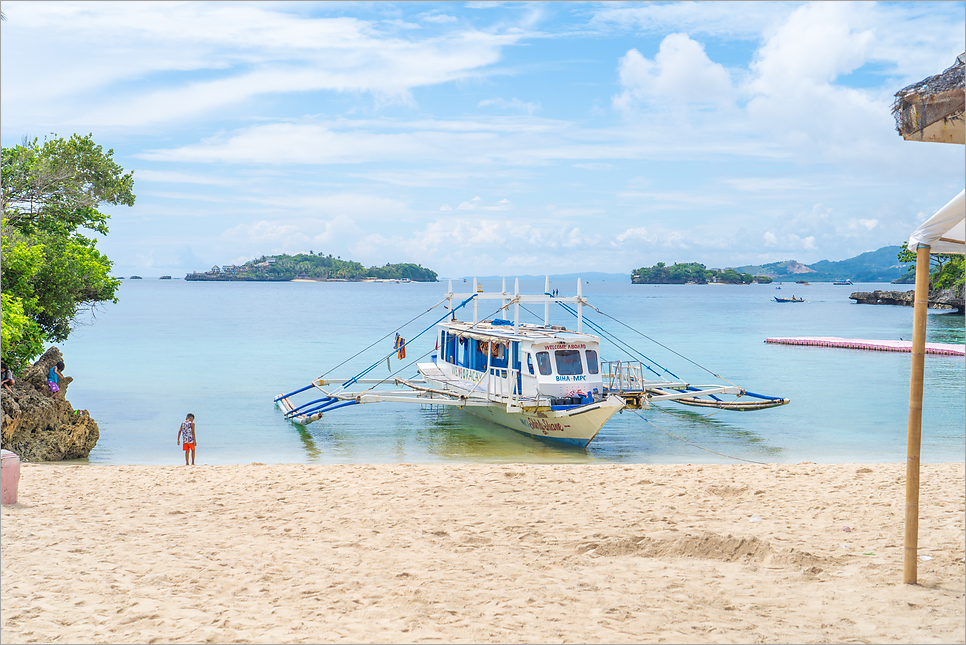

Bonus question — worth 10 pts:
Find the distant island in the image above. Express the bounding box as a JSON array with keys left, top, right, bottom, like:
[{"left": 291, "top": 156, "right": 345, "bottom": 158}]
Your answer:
[
  {"left": 632, "top": 245, "right": 911, "bottom": 284},
  {"left": 632, "top": 263, "right": 770, "bottom": 285},
  {"left": 186, "top": 253, "right": 438, "bottom": 282}
]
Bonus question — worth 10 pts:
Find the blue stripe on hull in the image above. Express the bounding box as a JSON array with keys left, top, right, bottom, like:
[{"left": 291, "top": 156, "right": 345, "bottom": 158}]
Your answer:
[{"left": 512, "top": 430, "right": 596, "bottom": 447}]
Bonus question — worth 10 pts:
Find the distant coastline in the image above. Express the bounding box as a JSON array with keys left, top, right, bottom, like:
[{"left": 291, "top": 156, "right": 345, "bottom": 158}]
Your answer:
[{"left": 632, "top": 245, "right": 911, "bottom": 284}]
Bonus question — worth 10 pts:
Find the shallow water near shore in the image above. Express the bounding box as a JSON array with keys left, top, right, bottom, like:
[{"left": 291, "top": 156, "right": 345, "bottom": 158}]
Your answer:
[{"left": 59, "top": 278, "right": 964, "bottom": 466}]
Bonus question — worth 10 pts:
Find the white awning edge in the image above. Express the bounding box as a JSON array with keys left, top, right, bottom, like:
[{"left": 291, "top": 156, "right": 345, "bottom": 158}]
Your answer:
[{"left": 907, "top": 189, "right": 966, "bottom": 255}]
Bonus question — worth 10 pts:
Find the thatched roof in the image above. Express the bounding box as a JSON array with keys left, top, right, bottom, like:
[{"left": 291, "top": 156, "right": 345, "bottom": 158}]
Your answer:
[{"left": 892, "top": 53, "right": 965, "bottom": 144}]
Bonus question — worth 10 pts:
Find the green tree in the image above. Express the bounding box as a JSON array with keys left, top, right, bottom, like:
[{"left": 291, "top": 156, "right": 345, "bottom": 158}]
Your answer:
[
  {"left": 1, "top": 134, "right": 135, "bottom": 365},
  {"left": 896, "top": 244, "right": 964, "bottom": 290}
]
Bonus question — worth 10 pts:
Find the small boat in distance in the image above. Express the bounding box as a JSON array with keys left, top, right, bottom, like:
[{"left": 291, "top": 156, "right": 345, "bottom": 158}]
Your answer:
[
  {"left": 275, "top": 278, "right": 791, "bottom": 447},
  {"left": 795, "top": 280, "right": 810, "bottom": 285},
  {"left": 832, "top": 279, "right": 853, "bottom": 285},
  {"left": 775, "top": 296, "right": 805, "bottom": 303}
]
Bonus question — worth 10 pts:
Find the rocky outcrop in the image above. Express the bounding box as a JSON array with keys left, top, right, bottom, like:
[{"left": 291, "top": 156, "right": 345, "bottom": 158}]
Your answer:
[
  {"left": 1, "top": 347, "right": 99, "bottom": 462},
  {"left": 850, "top": 284, "right": 965, "bottom": 313}
]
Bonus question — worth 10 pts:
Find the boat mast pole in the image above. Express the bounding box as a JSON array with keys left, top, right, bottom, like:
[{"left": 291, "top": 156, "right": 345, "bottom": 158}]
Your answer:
[
  {"left": 447, "top": 279, "right": 453, "bottom": 318},
  {"left": 502, "top": 278, "right": 507, "bottom": 315},
  {"left": 577, "top": 278, "right": 583, "bottom": 333},
  {"left": 514, "top": 278, "right": 520, "bottom": 332},
  {"left": 473, "top": 277, "right": 478, "bottom": 324},
  {"left": 544, "top": 276, "right": 550, "bottom": 326},
  {"left": 904, "top": 243, "right": 930, "bottom": 584}
]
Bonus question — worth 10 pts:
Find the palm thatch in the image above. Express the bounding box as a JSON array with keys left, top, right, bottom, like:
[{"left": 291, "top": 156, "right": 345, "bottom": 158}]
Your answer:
[{"left": 892, "top": 53, "right": 965, "bottom": 144}]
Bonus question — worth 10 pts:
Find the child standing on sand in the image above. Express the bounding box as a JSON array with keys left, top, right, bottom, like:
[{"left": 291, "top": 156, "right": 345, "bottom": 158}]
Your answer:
[{"left": 177, "top": 413, "right": 197, "bottom": 465}]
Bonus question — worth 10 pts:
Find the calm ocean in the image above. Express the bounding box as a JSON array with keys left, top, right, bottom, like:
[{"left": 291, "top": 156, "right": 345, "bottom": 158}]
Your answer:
[{"left": 58, "top": 278, "right": 964, "bottom": 466}]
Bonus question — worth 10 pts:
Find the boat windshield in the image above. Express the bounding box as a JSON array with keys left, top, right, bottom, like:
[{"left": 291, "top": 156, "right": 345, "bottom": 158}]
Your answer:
[
  {"left": 535, "top": 351, "right": 552, "bottom": 376},
  {"left": 585, "top": 349, "right": 599, "bottom": 374},
  {"left": 554, "top": 350, "right": 583, "bottom": 376}
]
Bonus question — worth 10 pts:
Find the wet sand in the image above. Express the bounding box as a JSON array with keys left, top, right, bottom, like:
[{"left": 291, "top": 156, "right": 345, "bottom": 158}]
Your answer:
[{"left": 2, "top": 462, "right": 963, "bottom": 643}]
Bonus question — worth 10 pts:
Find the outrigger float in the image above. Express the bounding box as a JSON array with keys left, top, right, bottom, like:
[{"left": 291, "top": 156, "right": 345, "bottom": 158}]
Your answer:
[{"left": 275, "top": 278, "right": 790, "bottom": 447}]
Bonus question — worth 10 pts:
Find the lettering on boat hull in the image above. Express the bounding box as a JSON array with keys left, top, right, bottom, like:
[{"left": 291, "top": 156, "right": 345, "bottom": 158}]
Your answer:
[{"left": 527, "top": 417, "right": 565, "bottom": 435}]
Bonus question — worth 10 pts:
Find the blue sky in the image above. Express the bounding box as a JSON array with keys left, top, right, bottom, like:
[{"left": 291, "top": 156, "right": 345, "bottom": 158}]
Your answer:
[{"left": 2, "top": 1, "right": 964, "bottom": 278}]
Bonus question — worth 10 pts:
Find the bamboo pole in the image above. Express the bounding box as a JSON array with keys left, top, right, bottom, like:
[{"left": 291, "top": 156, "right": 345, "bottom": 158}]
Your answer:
[{"left": 903, "top": 244, "right": 931, "bottom": 585}]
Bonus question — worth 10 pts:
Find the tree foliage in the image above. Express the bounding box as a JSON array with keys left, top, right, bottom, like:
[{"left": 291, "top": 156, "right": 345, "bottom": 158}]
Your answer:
[
  {"left": 190, "top": 253, "right": 439, "bottom": 282},
  {"left": 895, "top": 244, "right": 964, "bottom": 291},
  {"left": 631, "top": 262, "right": 754, "bottom": 285},
  {"left": 1, "top": 134, "right": 134, "bottom": 365}
]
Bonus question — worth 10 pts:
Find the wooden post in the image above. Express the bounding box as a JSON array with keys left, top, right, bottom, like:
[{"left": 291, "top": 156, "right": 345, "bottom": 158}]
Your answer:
[{"left": 903, "top": 244, "right": 931, "bottom": 584}]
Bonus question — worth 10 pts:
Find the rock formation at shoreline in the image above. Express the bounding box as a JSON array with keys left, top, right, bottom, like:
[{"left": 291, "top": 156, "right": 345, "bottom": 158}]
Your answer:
[
  {"left": 850, "top": 284, "right": 965, "bottom": 313},
  {"left": 0, "top": 347, "right": 99, "bottom": 462}
]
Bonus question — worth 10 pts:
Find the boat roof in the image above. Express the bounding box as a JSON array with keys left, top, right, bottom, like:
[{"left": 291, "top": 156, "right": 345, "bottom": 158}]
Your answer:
[{"left": 439, "top": 319, "right": 599, "bottom": 345}]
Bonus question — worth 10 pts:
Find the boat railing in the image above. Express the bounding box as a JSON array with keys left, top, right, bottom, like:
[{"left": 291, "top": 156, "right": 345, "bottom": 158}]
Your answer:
[
  {"left": 602, "top": 360, "right": 645, "bottom": 393},
  {"left": 486, "top": 366, "right": 520, "bottom": 403}
]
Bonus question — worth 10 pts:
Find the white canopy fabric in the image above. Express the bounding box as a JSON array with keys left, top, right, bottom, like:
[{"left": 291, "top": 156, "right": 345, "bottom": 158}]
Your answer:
[{"left": 907, "top": 189, "right": 966, "bottom": 255}]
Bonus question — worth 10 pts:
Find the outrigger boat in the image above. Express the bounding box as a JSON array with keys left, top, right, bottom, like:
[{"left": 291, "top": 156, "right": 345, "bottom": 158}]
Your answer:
[
  {"left": 275, "top": 278, "right": 790, "bottom": 447},
  {"left": 774, "top": 296, "right": 805, "bottom": 303}
]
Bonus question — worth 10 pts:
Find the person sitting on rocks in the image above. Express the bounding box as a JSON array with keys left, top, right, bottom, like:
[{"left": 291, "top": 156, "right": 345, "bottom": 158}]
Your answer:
[
  {"left": 47, "top": 361, "right": 65, "bottom": 399},
  {"left": 1, "top": 363, "right": 14, "bottom": 392}
]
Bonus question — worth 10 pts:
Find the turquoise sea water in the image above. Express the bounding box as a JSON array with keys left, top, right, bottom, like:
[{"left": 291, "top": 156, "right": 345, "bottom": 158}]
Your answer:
[{"left": 59, "top": 278, "right": 964, "bottom": 466}]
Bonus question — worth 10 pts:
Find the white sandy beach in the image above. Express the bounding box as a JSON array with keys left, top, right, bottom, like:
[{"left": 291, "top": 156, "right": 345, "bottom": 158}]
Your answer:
[{"left": 2, "top": 462, "right": 964, "bottom": 644}]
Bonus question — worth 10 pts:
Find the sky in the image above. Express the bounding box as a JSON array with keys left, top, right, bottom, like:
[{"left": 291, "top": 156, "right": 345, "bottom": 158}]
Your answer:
[{"left": 1, "top": 1, "right": 964, "bottom": 279}]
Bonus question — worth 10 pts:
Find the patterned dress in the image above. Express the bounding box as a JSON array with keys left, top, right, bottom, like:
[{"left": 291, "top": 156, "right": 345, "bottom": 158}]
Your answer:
[{"left": 181, "top": 420, "right": 195, "bottom": 445}]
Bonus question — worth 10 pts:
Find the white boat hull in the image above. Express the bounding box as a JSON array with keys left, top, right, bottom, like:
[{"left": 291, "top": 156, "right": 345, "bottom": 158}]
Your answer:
[
  {"left": 459, "top": 396, "right": 625, "bottom": 447},
  {"left": 420, "top": 365, "right": 625, "bottom": 446}
]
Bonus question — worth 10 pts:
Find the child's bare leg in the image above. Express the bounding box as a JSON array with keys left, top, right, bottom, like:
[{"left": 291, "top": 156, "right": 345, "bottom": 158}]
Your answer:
[
  {"left": 185, "top": 450, "right": 189, "bottom": 465},
  {"left": 190, "top": 449, "right": 195, "bottom": 465}
]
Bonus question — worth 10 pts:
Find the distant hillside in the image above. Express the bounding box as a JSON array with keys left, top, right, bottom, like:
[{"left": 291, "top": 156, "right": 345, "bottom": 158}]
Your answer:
[{"left": 734, "top": 246, "right": 909, "bottom": 282}]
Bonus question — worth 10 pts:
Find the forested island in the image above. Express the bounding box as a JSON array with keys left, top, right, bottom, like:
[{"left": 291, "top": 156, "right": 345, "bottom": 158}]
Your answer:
[
  {"left": 186, "top": 252, "right": 438, "bottom": 282},
  {"left": 632, "top": 262, "right": 769, "bottom": 285}
]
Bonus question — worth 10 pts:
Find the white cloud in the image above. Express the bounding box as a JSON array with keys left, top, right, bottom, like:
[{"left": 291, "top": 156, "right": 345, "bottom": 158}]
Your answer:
[
  {"left": 440, "top": 204, "right": 453, "bottom": 211},
  {"left": 1, "top": 2, "right": 520, "bottom": 128},
  {"left": 613, "top": 34, "right": 733, "bottom": 111},
  {"left": 846, "top": 218, "right": 879, "bottom": 232},
  {"left": 221, "top": 214, "right": 368, "bottom": 257},
  {"left": 723, "top": 177, "right": 812, "bottom": 193},
  {"left": 616, "top": 227, "right": 649, "bottom": 243},
  {"left": 588, "top": 1, "right": 790, "bottom": 39},
  {"left": 743, "top": 3, "right": 896, "bottom": 166},
  {"left": 423, "top": 14, "right": 458, "bottom": 25},
  {"left": 223, "top": 220, "right": 303, "bottom": 244},
  {"left": 478, "top": 97, "right": 541, "bottom": 115},
  {"left": 457, "top": 197, "right": 513, "bottom": 211},
  {"left": 750, "top": 3, "right": 875, "bottom": 89},
  {"left": 134, "top": 169, "right": 238, "bottom": 186}
]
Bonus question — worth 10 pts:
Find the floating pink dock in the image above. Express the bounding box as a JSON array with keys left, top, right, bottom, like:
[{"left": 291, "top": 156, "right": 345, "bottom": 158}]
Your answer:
[{"left": 765, "top": 337, "right": 965, "bottom": 356}]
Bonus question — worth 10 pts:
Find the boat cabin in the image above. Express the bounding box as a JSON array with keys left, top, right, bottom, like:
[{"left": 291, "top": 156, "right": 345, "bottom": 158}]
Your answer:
[{"left": 433, "top": 320, "right": 605, "bottom": 404}]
